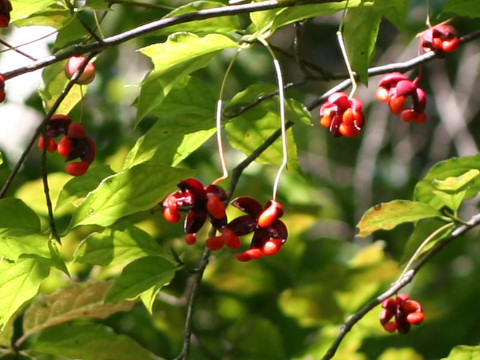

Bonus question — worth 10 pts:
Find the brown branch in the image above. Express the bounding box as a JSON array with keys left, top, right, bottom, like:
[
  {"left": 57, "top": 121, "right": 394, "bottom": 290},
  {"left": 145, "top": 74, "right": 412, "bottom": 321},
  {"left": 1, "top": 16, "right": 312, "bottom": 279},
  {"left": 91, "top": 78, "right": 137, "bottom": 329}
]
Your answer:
[{"left": 321, "top": 212, "right": 480, "bottom": 360}]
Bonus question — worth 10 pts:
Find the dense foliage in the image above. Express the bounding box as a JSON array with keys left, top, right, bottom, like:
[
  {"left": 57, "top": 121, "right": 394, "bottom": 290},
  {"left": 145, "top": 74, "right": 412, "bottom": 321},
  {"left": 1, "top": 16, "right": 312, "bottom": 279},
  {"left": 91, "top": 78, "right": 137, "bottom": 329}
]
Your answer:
[{"left": 1, "top": 0, "right": 480, "bottom": 359}]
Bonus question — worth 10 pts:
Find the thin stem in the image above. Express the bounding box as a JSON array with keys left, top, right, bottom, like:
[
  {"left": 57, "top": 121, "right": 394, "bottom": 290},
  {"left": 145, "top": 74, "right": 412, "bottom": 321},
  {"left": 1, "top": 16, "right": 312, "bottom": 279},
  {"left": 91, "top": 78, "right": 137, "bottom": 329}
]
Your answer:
[
  {"left": 0, "top": 39, "right": 37, "bottom": 61},
  {"left": 0, "top": 30, "right": 58, "bottom": 55},
  {"left": 212, "top": 50, "right": 240, "bottom": 185},
  {"left": 396, "top": 222, "right": 454, "bottom": 282},
  {"left": 336, "top": 30, "right": 357, "bottom": 99},
  {"left": 426, "top": 0, "right": 432, "bottom": 27},
  {"left": 259, "top": 39, "right": 287, "bottom": 201},
  {"left": 93, "top": 11, "right": 106, "bottom": 39}
]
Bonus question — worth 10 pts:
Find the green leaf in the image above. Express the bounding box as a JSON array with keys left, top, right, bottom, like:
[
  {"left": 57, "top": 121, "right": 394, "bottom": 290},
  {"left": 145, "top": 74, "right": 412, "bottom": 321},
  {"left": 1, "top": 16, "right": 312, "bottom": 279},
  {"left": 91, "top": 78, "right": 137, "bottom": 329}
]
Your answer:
[
  {"left": 52, "top": 17, "right": 90, "bottom": 51},
  {"left": 159, "top": 1, "right": 240, "bottom": 35},
  {"left": 225, "top": 85, "right": 310, "bottom": 173},
  {"left": 69, "top": 163, "right": 194, "bottom": 228},
  {"left": 414, "top": 154, "right": 480, "bottom": 210},
  {"left": 106, "top": 256, "right": 178, "bottom": 303},
  {"left": 34, "top": 323, "right": 164, "bottom": 360},
  {"left": 136, "top": 33, "right": 239, "bottom": 123},
  {"left": 344, "top": 7, "right": 381, "bottom": 84},
  {"left": 124, "top": 77, "right": 217, "bottom": 168},
  {"left": 0, "top": 318, "right": 13, "bottom": 347},
  {"left": 39, "top": 60, "right": 86, "bottom": 114},
  {"left": 81, "top": 0, "right": 111, "bottom": 10},
  {"left": 0, "top": 256, "right": 51, "bottom": 330},
  {"left": 444, "top": 0, "right": 480, "bottom": 17},
  {"left": 442, "top": 345, "right": 480, "bottom": 359},
  {"left": 372, "top": 0, "right": 409, "bottom": 29},
  {"left": 432, "top": 169, "right": 480, "bottom": 193},
  {"left": 10, "top": 0, "right": 59, "bottom": 22},
  {"left": 22, "top": 282, "right": 133, "bottom": 341},
  {"left": 401, "top": 219, "right": 453, "bottom": 263},
  {"left": 0, "top": 228, "right": 50, "bottom": 260},
  {"left": 74, "top": 223, "right": 164, "bottom": 266},
  {"left": 357, "top": 200, "right": 442, "bottom": 237},
  {"left": 0, "top": 198, "right": 41, "bottom": 231},
  {"left": 15, "top": 172, "right": 72, "bottom": 217},
  {"left": 56, "top": 165, "right": 115, "bottom": 210},
  {"left": 0, "top": 152, "right": 3, "bottom": 165}
]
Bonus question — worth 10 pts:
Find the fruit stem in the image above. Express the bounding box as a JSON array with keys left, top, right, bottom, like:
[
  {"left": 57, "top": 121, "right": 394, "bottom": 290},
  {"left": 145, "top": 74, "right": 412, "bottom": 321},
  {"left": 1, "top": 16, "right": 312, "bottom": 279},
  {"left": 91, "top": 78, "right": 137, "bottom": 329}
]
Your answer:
[
  {"left": 212, "top": 50, "right": 240, "bottom": 185},
  {"left": 0, "top": 39, "right": 37, "bottom": 61},
  {"left": 396, "top": 222, "right": 454, "bottom": 283},
  {"left": 259, "top": 38, "right": 287, "bottom": 201},
  {"left": 336, "top": 30, "right": 357, "bottom": 99}
]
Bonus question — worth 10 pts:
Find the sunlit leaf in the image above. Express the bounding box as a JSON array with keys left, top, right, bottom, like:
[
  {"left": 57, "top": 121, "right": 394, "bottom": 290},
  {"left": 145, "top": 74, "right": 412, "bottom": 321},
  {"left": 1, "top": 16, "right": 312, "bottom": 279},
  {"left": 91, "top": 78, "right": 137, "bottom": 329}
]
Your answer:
[
  {"left": 125, "top": 77, "right": 217, "bottom": 168},
  {"left": 357, "top": 200, "right": 442, "bottom": 237},
  {"left": 414, "top": 154, "right": 480, "bottom": 210},
  {"left": 74, "top": 223, "right": 163, "bottom": 266},
  {"left": 0, "top": 228, "right": 50, "bottom": 260},
  {"left": 432, "top": 169, "right": 480, "bottom": 193},
  {"left": 136, "top": 33, "right": 239, "bottom": 123},
  {"left": 441, "top": 345, "right": 480, "bottom": 359},
  {"left": 0, "top": 198, "right": 41, "bottom": 231},
  {"left": 69, "top": 163, "right": 194, "bottom": 228},
  {"left": 0, "top": 318, "right": 13, "bottom": 347},
  {"left": 22, "top": 282, "right": 133, "bottom": 341},
  {"left": 39, "top": 61, "right": 86, "bottom": 114},
  {"left": 106, "top": 256, "right": 178, "bottom": 303},
  {"left": 34, "top": 323, "right": 164, "bottom": 360},
  {"left": 56, "top": 165, "right": 115, "bottom": 210},
  {"left": 10, "top": 0, "right": 60, "bottom": 22},
  {"left": 0, "top": 256, "right": 51, "bottom": 330}
]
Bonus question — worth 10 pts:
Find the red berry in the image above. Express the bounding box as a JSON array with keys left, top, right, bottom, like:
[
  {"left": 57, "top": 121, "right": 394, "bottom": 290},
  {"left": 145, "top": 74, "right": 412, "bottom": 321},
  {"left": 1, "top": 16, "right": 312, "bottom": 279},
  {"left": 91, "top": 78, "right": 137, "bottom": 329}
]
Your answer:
[
  {"left": 65, "top": 161, "right": 90, "bottom": 176},
  {"left": 382, "top": 322, "right": 398, "bottom": 333},
  {"left": 222, "top": 228, "right": 240, "bottom": 249},
  {"left": 442, "top": 38, "right": 460, "bottom": 52},
  {"left": 184, "top": 233, "right": 196, "bottom": 245},
  {"left": 375, "top": 87, "right": 389, "bottom": 102},
  {"left": 235, "top": 248, "right": 263, "bottom": 262},
  {"left": 320, "top": 113, "right": 332, "bottom": 128},
  {"left": 64, "top": 56, "right": 96, "bottom": 85},
  {"left": 338, "top": 123, "right": 360, "bottom": 138},
  {"left": 262, "top": 239, "right": 282, "bottom": 256},
  {"left": 57, "top": 136, "right": 73, "bottom": 157},
  {"left": 206, "top": 235, "right": 224, "bottom": 251},
  {"left": 67, "top": 122, "right": 87, "bottom": 138},
  {"left": 163, "top": 206, "right": 181, "bottom": 223},
  {"left": 38, "top": 136, "right": 57, "bottom": 152},
  {"left": 404, "top": 300, "right": 422, "bottom": 312},
  {"left": 258, "top": 201, "right": 283, "bottom": 228},
  {"left": 388, "top": 96, "right": 405, "bottom": 114},
  {"left": 206, "top": 194, "right": 226, "bottom": 219},
  {"left": 406, "top": 312, "right": 425, "bottom": 325}
]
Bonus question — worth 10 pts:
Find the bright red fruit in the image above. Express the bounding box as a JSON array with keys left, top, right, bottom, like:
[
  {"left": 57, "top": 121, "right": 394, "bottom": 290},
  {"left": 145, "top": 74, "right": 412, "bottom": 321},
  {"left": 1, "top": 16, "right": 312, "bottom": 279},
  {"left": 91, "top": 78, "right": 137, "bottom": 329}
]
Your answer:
[
  {"left": 37, "top": 136, "right": 57, "bottom": 152},
  {"left": 206, "top": 194, "right": 226, "bottom": 220},
  {"left": 163, "top": 207, "right": 181, "bottom": 223},
  {"left": 57, "top": 136, "right": 72, "bottom": 157},
  {"left": 258, "top": 200, "right": 283, "bottom": 228},
  {"left": 65, "top": 161, "right": 90, "bottom": 176},
  {"left": 0, "top": 0, "right": 12, "bottom": 28},
  {"left": 206, "top": 236, "right": 224, "bottom": 251}
]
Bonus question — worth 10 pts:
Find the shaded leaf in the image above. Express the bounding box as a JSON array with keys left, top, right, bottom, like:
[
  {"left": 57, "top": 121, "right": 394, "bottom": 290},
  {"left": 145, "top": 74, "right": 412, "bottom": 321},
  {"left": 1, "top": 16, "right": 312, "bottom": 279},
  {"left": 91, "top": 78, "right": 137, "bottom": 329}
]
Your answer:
[
  {"left": 23, "top": 282, "right": 133, "bottom": 341},
  {"left": 344, "top": 6, "right": 381, "bottom": 84},
  {"left": 74, "top": 223, "right": 163, "bottom": 266},
  {"left": 106, "top": 256, "right": 178, "bottom": 303},
  {"left": 0, "top": 318, "right": 14, "bottom": 347},
  {"left": 444, "top": 0, "right": 480, "bottom": 17},
  {"left": 56, "top": 165, "right": 115, "bottom": 210},
  {"left": 34, "top": 322, "right": 163, "bottom": 360},
  {"left": 136, "top": 33, "right": 239, "bottom": 123},
  {"left": 441, "top": 345, "right": 480, "bottom": 359},
  {"left": 69, "top": 163, "right": 194, "bottom": 228},
  {"left": 357, "top": 200, "right": 442, "bottom": 237},
  {"left": 0, "top": 256, "right": 51, "bottom": 330},
  {"left": 0, "top": 198, "right": 41, "bottom": 231}
]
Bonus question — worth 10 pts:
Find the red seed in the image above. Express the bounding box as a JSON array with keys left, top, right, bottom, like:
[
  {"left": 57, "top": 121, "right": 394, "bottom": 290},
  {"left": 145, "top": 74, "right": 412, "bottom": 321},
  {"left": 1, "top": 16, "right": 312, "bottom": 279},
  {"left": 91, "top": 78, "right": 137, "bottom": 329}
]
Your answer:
[
  {"left": 184, "top": 233, "right": 196, "bottom": 245},
  {"left": 406, "top": 312, "right": 425, "bottom": 325},
  {"left": 375, "top": 87, "right": 389, "bottom": 102},
  {"left": 388, "top": 96, "right": 406, "bottom": 114},
  {"left": 57, "top": 136, "right": 73, "bottom": 157},
  {"left": 65, "top": 161, "right": 89, "bottom": 176},
  {"left": 206, "top": 236, "right": 224, "bottom": 251},
  {"left": 206, "top": 194, "right": 226, "bottom": 219},
  {"left": 222, "top": 228, "right": 240, "bottom": 249},
  {"left": 262, "top": 239, "right": 282, "bottom": 256},
  {"left": 163, "top": 206, "right": 181, "bottom": 223},
  {"left": 382, "top": 321, "right": 398, "bottom": 333},
  {"left": 258, "top": 201, "right": 283, "bottom": 228}
]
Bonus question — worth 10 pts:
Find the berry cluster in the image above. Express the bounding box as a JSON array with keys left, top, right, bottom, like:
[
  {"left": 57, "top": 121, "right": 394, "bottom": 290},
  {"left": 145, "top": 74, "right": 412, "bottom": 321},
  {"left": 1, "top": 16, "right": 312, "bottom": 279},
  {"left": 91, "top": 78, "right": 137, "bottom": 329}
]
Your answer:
[
  {"left": 319, "top": 92, "right": 365, "bottom": 137},
  {"left": 37, "top": 115, "right": 96, "bottom": 176},
  {"left": 0, "top": 73, "right": 5, "bottom": 103},
  {"left": 162, "top": 179, "right": 288, "bottom": 261},
  {"left": 376, "top": 73, "right": 427, "bottom": 123},
  {"left": 380, "top": 294, "right": 425, "bottom": 334},
  {"left": 0, "top": 0, "right": 12, "bottom": 28},
  {"left": 64, "top": 56, "right": 96, "bottom": 85},
  {"left": 421, "top": 24, "right": 461, "bottom": 53}
]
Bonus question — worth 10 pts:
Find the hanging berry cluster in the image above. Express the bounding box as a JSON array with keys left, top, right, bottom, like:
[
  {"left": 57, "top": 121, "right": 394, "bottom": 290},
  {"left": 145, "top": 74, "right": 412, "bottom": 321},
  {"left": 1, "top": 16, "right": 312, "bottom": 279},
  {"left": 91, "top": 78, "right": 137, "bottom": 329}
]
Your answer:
[
  {"left": 375, "top": 72, "right": 427, "bottom": 123},
  {"left": 38, "top": 115, "right": 96, "bottom": 176},
  {"left": 319, "top": 92, "right": 365, "bottom": 137},
  {"left": 162, "top": 179, "right": 288, "bottom": 262},
  {"left": 0, "top": 74, "right": 6, "bottom": 103},
  {"left": 421, "top": 24, "right": 461, "bottom": 53},
  {"left": 380, "top": 294, "right": 425, "bottom": 334}
]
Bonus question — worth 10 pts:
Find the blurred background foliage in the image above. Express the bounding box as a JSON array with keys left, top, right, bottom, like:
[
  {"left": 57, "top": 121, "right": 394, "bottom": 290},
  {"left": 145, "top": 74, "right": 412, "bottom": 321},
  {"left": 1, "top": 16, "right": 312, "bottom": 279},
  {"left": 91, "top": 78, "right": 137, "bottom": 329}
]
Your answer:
[{"left": 1, "top": 0, "right": 480, "bottom": 359}]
